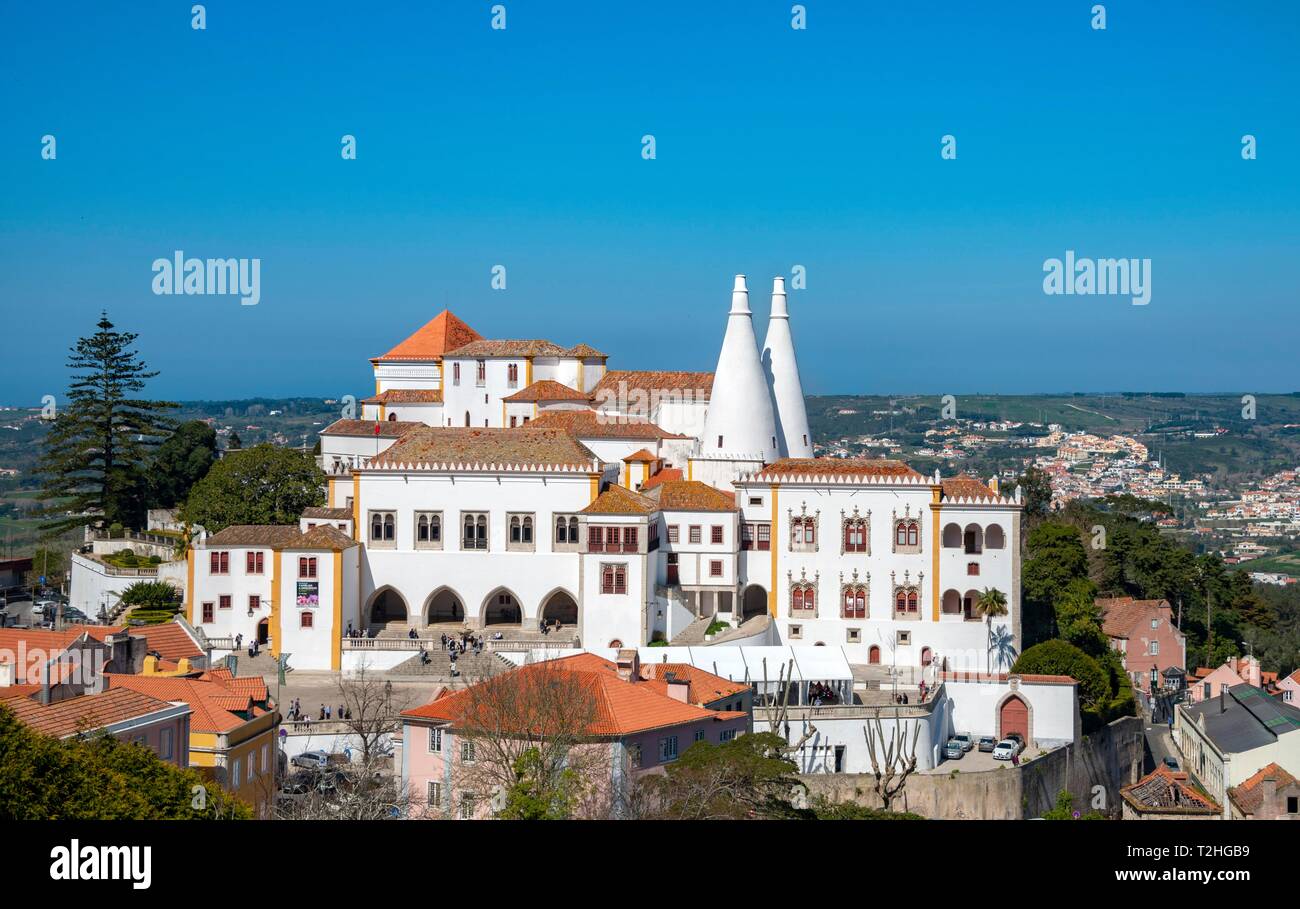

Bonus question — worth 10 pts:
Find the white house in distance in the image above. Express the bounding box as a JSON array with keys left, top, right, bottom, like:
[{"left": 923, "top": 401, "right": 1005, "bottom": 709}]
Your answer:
[{"left": 187, "top": 275, "right": 1024, "bottom": 686}]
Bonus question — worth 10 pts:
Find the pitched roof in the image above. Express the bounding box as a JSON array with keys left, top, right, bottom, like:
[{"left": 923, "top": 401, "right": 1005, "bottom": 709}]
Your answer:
[
  {"left": 565, "top": 343, "right": 608, "bottom": 359},
  {"left": 1229, "top": 762, "right": 1300, "bottom": 815},
  {"left": 622, "top": 448, "right": 658, "bottom": 463},
  {"left": 642, "top": 663, "right": 750, "bottom": 705},
  {"left": 647, "top": 479, "right": 736, "bottom": 512},
  {"left": 1096, "top": 596, "right": 1172, "bottom": 638},
  {"left": 361, "top": 389, "right": 444, "bottom": 405},
  {"left": 754, "top": 458, "right": 922, "bottom": 481},
  {"left": 1120, "top": 766, "right": 1220, "bottom": 815},
  {"left": 368, "top": 426, "right": 599, "bottom": 471},
  {"left": 527, "top": 409, "right": 688, "bottom": 440},
  {"left": 127, "top": 621, "right": 204, "bottom": 663},
  {"left": 103, "top": 672, "right": 268, "bottom": 734},
  {"left": 374, "top": 310, "right": 482, "bottom": 362},
  {"left": 284, "top": 525, "right": 357, "bottom": 551},
  {"left": 1182, "top": 684, "right": 1300, "bottom": 753},
  {"left": 203, "top": 524, "right": 357, "bottom": 551},
  {"left": 582, "top": 485, "right": 659, "bottom": 515},
  {"left": 301, "top": 507, "right": 354, "bottom": 521},
  {"left": 940, "top": 474, "right": 998, "bottom": 501},
  {"left": 400, "top": 653, "right": 741, "bottom": 737},
  {"left": 589, "top": 370, "right": 714, "bottom": 400},
  {"left": 446, "top": 339, "right": 569, "bottom": 358},
  {"left": 319, "top": 419, "right": 421, "bottom": 438},
  {"left": 501, "top": 380, "right": 590, "bottom": 403},
  {"left": 0, "top": 688, "right": 183, "bottom": 740},
  {"left": 640, "top": 467, "right": 683, "bottom": 491}
]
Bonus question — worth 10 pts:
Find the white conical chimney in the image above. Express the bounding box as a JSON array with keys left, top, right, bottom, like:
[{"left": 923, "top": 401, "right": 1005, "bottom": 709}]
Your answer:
[
  {"left": 762, "top": 276, "right": 813, "bottom": 458},
  {"left": 701, "top": 275, "right": 779, "bottom": 462}
]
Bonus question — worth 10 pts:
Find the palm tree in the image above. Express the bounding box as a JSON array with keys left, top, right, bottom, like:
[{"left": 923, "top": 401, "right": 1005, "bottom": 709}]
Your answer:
[{"left": 974, "top": 587, "right": 1009, "bottom": 674}]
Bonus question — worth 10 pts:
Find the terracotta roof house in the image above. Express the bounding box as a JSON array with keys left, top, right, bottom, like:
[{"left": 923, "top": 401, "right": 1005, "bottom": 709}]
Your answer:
[
  {"left": 397, "top": 651, "right": 749, "bottom": 818},
  {"left": 1095, "top": 596, "right": 1186, "bottom": 700},
  {"left": 0, "top": 685, "right": 192, "bottom": 767},
  {"left": 371, "top": 310, "right": 482, "bottom": 363},
  {"left": 1228, "top": 762, "right": 1300, "bottom": 820},
  {"left": 1120, "top": 766, "right": 1220, "bottom": 819}
]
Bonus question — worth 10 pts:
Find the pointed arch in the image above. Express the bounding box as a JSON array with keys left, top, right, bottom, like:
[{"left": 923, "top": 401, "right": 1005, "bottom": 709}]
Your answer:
[
  {"left": 539, "top": 587, "right": 578, "bottom": 626},
  {"left": 423, "top": 586, "right": 466, "bottom": 624},
  {"left": 480, "top": 586, "right": 524, "bottom": 626},
  {"left": 363, "top": 585, "right": 409, "bottom": 628}
]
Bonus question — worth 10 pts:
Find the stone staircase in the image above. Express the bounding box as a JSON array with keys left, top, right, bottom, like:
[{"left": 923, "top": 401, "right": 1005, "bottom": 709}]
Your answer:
[
  {"left": 670, "top": 615, "right": 714, "bottom": 645},
  {"left": 388, "top": 647, "right": 513, "bottom": 680}
]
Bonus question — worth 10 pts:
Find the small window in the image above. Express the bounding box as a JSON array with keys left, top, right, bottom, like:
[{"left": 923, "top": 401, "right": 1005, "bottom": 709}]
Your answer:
[
  {"left": 369, "top": 511, "right": 397, "bottom": 548},
  {"left": 711, "top": 525, "right": 724, "bottom": 544},
  {"left": 416, "top": 512, "right": 443, "bottom": 550},
  {"left": 160, "top": 728, "right": 174, "bottom": 760},
  {"left": 298, "top": 556, "right": 317, "bottom": 578},
  {"left": 428, "top": 781, "right": 444, "bottom": 808},
  {"left": 846, "top": 628, "right": 861, "bottom": 643},
  {"left": 748, "top": 496, "right": 763, "bottom": 507},
  {"left": 694, "top": 730, "right": 706, "bottom": 743},
  {"left": 896, "top": 630, "right": 911, "bottom": 646},
  {"left": 210, "top": 551, "right": 230, "bottom": 575},
  {"left": 459, "top": 792, "right": 476, "bottom": 820},
  {"left": 428, "top": 728, "right": 443, "bottom": 752},
  {"left": 709, "top": 560, "right": 723, "bottom": 577},
  {"left": 248, "top": 595, "right": 260, "bottom": 612},
  {"left": 628, "top": 743, "right": 642, "bottom": 769},
  {"left": 218, "top": 595, "right": 231, "bottom": 610},
  {"left": 461, "top": 741, "right": 476, "bottom": 763},
  {"left": 231, "top": 759, "right": 241, "bottom": 786},
  {"left": 462, "top": 512, "right": 488, "bottom": 551},
  {"left": 300, "top": 611, "right": 314, "bottom": 629},
  {"left": 667, "top": 525, "right": 680, "bottom": 543},
  {"left": 201, "top": 602, "right": 214, "bottom": 623},
  {"left": 507, "top": 513, "right": 536, "bottom": 551},
  {"left": 688, "top": 526, "right": 702, "bottom": 544},
  {"left": 658, "top": 735, "right": 679, "bottom": 762},
  {"left": 601, "top": 563, "right": 628, "bottom": 595},
  {"left": 720, "top": 729, "right": 736, "bottom": 743},
  {"left": 245, "top": 551, "right": 264, "bottom": 574},
  {"left": 788, "top": 624, "right": 802, "bottom": 640}
]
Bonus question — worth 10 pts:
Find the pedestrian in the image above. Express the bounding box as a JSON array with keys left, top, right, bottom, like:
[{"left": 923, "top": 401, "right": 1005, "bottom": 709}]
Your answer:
[
  {"left": 235, "top": 633, "right": 243, "bottom": 649},
  {"left": 319, "top": 704, "right": 326, "bottom": 721},
  {"left": 338, "top": 703, "right": 345, "bottom": 720}
]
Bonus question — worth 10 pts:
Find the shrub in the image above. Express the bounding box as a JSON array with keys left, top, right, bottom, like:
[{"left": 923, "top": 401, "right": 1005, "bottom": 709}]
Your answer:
[{"left": 1012, "top": 639, "right": 1110, "bottom": 708}]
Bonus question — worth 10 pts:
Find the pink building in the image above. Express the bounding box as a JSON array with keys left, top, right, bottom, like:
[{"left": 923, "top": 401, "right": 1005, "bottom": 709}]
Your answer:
[
  {"left": 397, "top": 650, "right": 750, "bottom": 819},
  {"left": 1187, "top": 656, "right": 1274, "bottom": 704},
  {"left": 1096, "top": 597, "right": 1186, "bottom": 698},
  {"left": 1277, "top": 670, "right": 1300, "bottom": 706}
]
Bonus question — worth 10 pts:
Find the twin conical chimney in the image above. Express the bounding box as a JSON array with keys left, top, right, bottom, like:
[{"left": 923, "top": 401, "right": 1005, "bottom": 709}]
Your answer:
[
  {"left": 762, "top": 276, "right": 813, "bottom": 458},
  {"left": 700, "top": 276, "right": 779, "bottom": 462}
]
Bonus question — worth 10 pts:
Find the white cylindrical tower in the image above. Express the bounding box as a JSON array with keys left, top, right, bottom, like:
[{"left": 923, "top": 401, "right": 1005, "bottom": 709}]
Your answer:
[
  {"left": 762, "top": 276, "right": 813, "bottom": 457},
  {"left": 699, "top": 275, "right": 780, "bottom": 463}
]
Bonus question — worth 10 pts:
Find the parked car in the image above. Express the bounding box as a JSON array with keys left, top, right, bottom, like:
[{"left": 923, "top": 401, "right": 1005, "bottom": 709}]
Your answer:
[
  {"left": 992, "top": 740, "right": 1018, "bottom": 761},
  {"left": 1004, "top": 732, "right": 1025, "bottom": 754},
  {"left": 1162, "top": 756, "right": 1180, "bottom": 771},
  {"left": 943, "top": 740, "right": 965, "bottom": 761},
  {"left": 977, "top": 736, "right": 998, "bottom": 753},
  {"left": 291, "top": 750, "right": 332, "bottom": 771},
  {"left": 951, "top": 734, "right": 974, "bottom": 752}
]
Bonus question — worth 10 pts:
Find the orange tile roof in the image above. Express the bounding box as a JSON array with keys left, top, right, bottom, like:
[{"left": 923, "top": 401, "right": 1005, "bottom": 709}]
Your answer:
[
  {"left": 755, "top": 458, "right": 922, "bottom": 481},
  {"left": 590, "top": 370, "right": 714, "bottom": 399},
  {"left": 129, "top": 622, "right": 204, "bottom": 663},
  {"left": 0, "top": 628, "right": 98, "bottom": 683},
  {"left": 0, "top": 688, "right": 182, "bottom": 740},
  {"left": 622, "top": 448, "right": 658, "bottom": 463},
  {"left": 361, "top": 389, "right": 444, "bottom": 405},
  {"left": 502, "top": 380, "right": 590, "bottom": 403},
  {"left": 640, "top": 467, "right": 683, "bottom": 491},
  {"left": 446, "top": 339, "right": 569, "bottom": 358},
  {"left": 527, "top": 409, "right": 688, "bottom": 440},
  {"left": 204, "top": 524, "right": 356, "bottom": 551},
  {"left": 369, "top": 426, "right": 599, "bottom": 470},
  {"left": 1122, "top": 766, "right": 1220, "bottom": 814},
  {"left": 940, "top": 474, "right": 999, "bottom": 501},
  {"left": 1096, "top": 596, "right": 1173, "bottom": 639},
  {"left": 642, "top": 663, "right": 750, "bottom": 705},
  {"left": 301, "top": 507, "right": 354, "bottom": 521},
  {"left": 565, "top": 343, "right": 608, "bottom": 359},
  {"left": 103, "top": 672, "right": 267, "bottom": 734},
  {"left": 374, "top": 310, "right": 482, "bottom": 362},
  {"left": 648, "top": 479, "right": 736, "bottom": 512},
  {"left": 582, "top": 485, "right": 659, "bottom": 515},
  {"left": 1229, "top": 762, "right": 1299, "bottom": 815},
  {"left": 320, "top": 418, "right": 422, "bottom": 438},
  {"left": 401, "top": 653, "right": 739, "bottom": 737}
]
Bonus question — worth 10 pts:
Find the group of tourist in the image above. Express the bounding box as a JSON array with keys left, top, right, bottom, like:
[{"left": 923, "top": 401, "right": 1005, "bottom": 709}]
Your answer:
[{"left": 284, "top": 698, "right": 353, "bottom": 724}]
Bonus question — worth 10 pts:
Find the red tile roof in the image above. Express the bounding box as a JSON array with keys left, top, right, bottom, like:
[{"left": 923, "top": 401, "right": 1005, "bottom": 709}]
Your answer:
[
  {"left": 401, "top": 653, "right": 742, "bottom": 737},
  {"left": 589, "top": 370, "right": 714, "bottom": 400},
  {"left": 361, "top": 389, "right": 444, "bottom": 405},
  {"left": 527, "top": 409, "right": 688, "bottom": 440},
  {"left": 1096, "top": 596, "right": 1172, "bottom": 639},
  {"left": 446, "top": 339, "right": 570, "bottom": 358},
  {"left": 641, "top": 663, "right": 750, "bottom": 706},
  {"left": 104, "top": 672, "right": 269, "bottom": 734},
  {"left": 320, "top": 419, "right": 422, "bottom": 438},
  {"left": 1121, "top": 766, "right": 1220, "bottom": 814},
  {"left": 565, "top": 343, "right": 608, "bottom": 359},
  {"left": 203, "top": 524, "right": 357, "bottom": 551},
  {"left": 647, "top": 479, "right": 736, "bottom": 512},
  {"left": 755, "top": 458, "right": 922, "bottom": 481},
  {"left": 622, "top": 448, "right": 658, "bottom": 463},
  {"left": 940, "top": 474, "right": 998, "bottom": 501},
  {"left": 1229, "top": 762, "right": 1299, "bottom": 816},
  {"left": 374, "top": 310, "right": 482, "bottom": 362},
  {"left": 502, "top": 380, "right": 590, "bottom": 403},
  {"left": 369, "top": 426, "right": 599, "bottom": 470},
  {"left": 582, "top": 485, "right": 659, "bottom": 515},
  {"left": 640, "top": 468, "right": 683, "bottom": 491},
  {"left": 0, "top": 688, "right": 182, "bottom": 740}
]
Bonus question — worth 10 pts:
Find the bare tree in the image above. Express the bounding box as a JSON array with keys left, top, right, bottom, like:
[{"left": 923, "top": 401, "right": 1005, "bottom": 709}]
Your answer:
[
  {"left": 863, "top": 709, "right": 920, "bottom": 812},
  {"left": 448, "top": 661, "right": 606, "bottom": 819},
  {"left": 756, "top": 658, "right": 817, "bottom": 757}
]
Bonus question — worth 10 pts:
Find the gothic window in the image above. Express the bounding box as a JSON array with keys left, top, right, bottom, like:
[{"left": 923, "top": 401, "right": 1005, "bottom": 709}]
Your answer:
[
  {"left": 841, "top": 584, "right": 868, "bottom": 619},
  {"left": 841, "top": 511, "right": 869, "bottom": 554}
]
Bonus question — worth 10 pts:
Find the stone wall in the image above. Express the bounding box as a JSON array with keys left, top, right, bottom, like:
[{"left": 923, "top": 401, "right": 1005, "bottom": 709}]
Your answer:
[{"left": 801, "top": 715, "right": 1143, "bottom": 819}]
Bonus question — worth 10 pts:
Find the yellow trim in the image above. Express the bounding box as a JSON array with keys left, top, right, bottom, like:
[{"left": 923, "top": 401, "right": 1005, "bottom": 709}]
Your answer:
[
  {"left": 589, "top": 473, "right": 600, "bottom": 503},
  {"left": 352, "top": 474, "right": 361, "bottom": 542},
  {"left": 930, "top": 485, "right": 942, "bottom": 621},
  {"left": 379, "top": 404, "right": 386, "bottom": 421},
  {"left": 186, "top": 548, "right": 195, "bottom": 622},
  {"left": 501, "top": 401, "right": 506, "bottom": 427},
  {"left": 525, "top": 358, "right": 533, "bottom": 387},
  {"left": 687, "top": 459, "right": 694, "bottom": 481},
  {"left": 623, "top": 463, "right": 631, "bottom": 488},
  {"left": 331, "top": 552, "right": 343, "bottom": 671},
  {"left": 327, "top": 479, "right": 335, "bottom": 509},
  {"left": 374, "top": 378, "right": 380, "bottom": 395},
  {"left": 769, "top": 483, "right": 779, "bottom": 617},
  {"left": 270, "top": 550, "right": 282, "bottom": 659}
]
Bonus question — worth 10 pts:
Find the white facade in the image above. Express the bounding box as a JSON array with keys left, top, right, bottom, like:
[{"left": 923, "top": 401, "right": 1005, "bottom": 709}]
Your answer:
[
  {"left": 699, "top": 276, "right": 779, "bottom": 464},
  {"left": 761, "top": 276, "right": 814, "bottom": 458}
]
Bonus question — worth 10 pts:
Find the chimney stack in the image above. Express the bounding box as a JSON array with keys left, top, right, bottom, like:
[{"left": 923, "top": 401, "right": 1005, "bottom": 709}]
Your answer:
[
  {"left": 700, "top": 275, "right": 779, "bottom": 463},
  {"left": 615, "top": 649, "right": 640, "bottom": 684},
  {"left": 761, "top": 276, "right": 814, "bottom": 459}
]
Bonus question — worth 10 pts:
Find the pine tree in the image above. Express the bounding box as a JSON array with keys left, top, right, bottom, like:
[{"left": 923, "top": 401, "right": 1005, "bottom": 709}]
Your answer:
[{"left": 36, "top": 314, "right": 176, "bottom": 537}]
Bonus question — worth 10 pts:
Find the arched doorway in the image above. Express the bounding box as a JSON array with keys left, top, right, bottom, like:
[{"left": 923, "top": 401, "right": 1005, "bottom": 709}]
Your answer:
[
  {"left": 483, "top": 589, "right": 523, "bottom": 626},
  {"left": 999, "top": 694, "right": 1030, "bottom": 742},
  {"left": 741, "top": 585, "right": 768, "bottom": 620},
  {"left": 425, "top": 588, "right": 465, "bottom": 624},
  {"left": 868, "top": 645, "right": 881, "bottom": 665},
  {"left": 540, "top": 590, "right": 577, "bottom": 627},
  {"left": 365, "top": 587, "right": 409, "bottom": 629},
  {"left": 257, "top": 618, "right": 269, "bottom": 645}
]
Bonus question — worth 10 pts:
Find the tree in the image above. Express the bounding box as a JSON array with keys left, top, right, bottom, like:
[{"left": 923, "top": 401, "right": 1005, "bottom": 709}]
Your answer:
[
  {"left": 1041, "top": 788, "right": 1104, "bottom": 820},
  {"left": 35, "top": 314, "right": 176, "bottom": 536},
  {"left": 0, "top": 704, "right": 250, "bottom": 819},
  {"left": 640, "top": 732, "right": 805, "bottom": 820},
  {"left": 974, "top": 587, "right": 1009, "bottom": 674},
  {"left": 863, "top": 711, "right": 921, "bottom": 812},
  {"left": 181, "top": 444, "right": 325, "bottom": 533},
  {"left": 1013, "top": 466, "right": 1053, "bottom": 522},
  {"left": 1012, "top": 640, "right": 1109, "bottom": 708},
  {"left": 227, "top": 432, "right": 242, "bottom": 450},
  {"left": 1053, "top": 577, "right": 1107, "bottom": 657},
  {"left": 448, "top": 661, "right": 606, "bottom": 820},
  {"left": 1021, "top": 522, "right": 1090, "bottom": 645},
  {"left": 148, "top": 420, "right": 218, "bottom": 509}
]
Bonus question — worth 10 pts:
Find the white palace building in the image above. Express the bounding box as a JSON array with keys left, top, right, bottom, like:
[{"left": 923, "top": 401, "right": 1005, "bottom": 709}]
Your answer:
[{"left": 186, "top": 276, "right": 1024, "bottom": 679}]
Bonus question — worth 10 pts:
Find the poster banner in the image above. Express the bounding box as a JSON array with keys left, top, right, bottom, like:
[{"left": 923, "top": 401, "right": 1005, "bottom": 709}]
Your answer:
[{"left": 296, "top": 581, "right": 319, "bottom": 608}]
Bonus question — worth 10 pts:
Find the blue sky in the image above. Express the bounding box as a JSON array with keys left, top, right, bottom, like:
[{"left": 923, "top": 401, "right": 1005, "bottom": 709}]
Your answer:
[{"left": 1, "top": 1, "right": 1296, "bottom": 403}]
